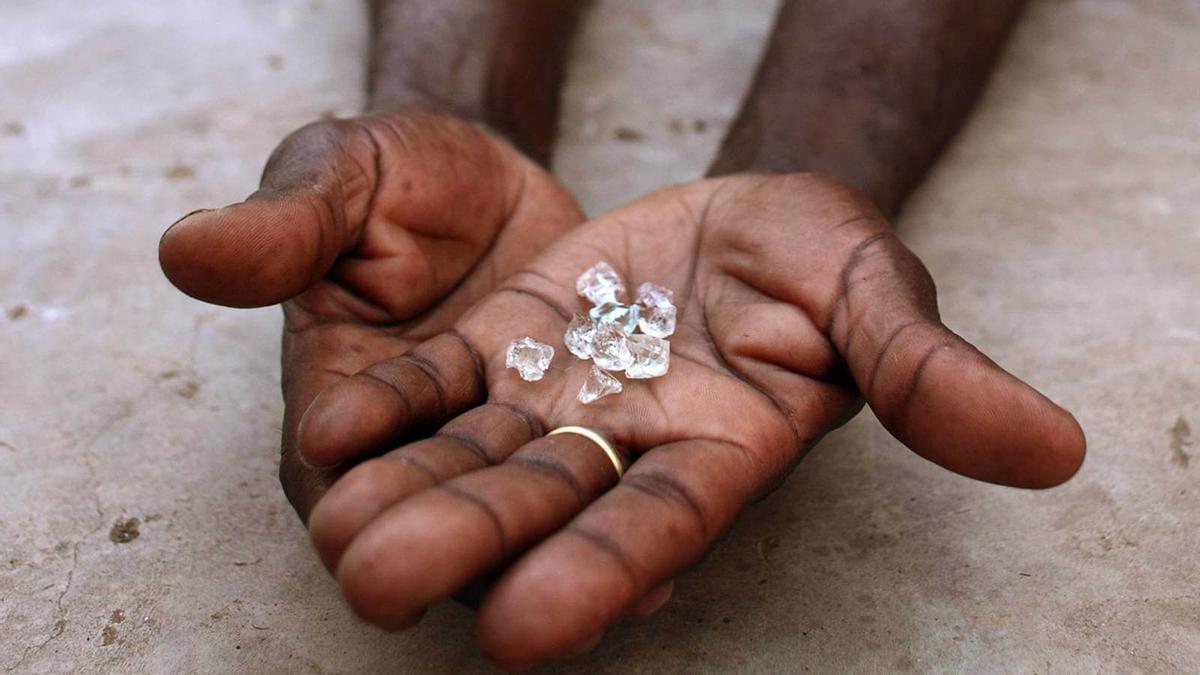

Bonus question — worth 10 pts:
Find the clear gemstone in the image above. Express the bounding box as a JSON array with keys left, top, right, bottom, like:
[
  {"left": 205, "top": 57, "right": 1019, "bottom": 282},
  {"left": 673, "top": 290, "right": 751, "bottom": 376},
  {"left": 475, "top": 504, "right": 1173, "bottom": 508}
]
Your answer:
[
  {"left": 638, "top": 303, "right": 676, "bottom": 338},
  {"left": 635, "top": 282, "right": 677, "bottom": 337},
  {"left": 591, "top": 324, "right": 634, "bottom": 371},
  {"left": 589, "top": 302, "right": 640, "bottom": 335},
  {"left": 625, "top": 334, "right": 670, "bottom": 379},
  {"left": 564, "top": 314, "right": 596, "bottom": 359},
  {"left": 578, "top": 365, "right": 623, "bottom": 404},
  {"left": 576, "top": 261, "right": 625, "bottom": 305},
  {"left": 505, "top": 336, "right": 554, "bottom": 382},
  {"left": 635, "top": 281, "right": 674, "bottom": 308}
]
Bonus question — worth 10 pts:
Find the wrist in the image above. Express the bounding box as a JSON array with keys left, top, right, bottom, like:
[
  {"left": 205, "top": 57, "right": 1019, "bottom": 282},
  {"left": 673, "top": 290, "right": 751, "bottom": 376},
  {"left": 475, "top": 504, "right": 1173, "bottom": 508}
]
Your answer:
[
  {"left": 707, "top": 0, "right": 1025, "bottom": 218},
  {"left": 707, "top": 97, "right": 906, "bottom": 216},
  {"left": 367, "top": 0, "right": 585, "bottom": 166}
]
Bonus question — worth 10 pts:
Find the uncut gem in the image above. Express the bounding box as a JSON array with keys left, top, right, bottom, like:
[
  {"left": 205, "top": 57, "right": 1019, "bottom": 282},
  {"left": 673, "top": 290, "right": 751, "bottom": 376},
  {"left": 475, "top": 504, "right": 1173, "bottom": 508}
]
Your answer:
[
  {"left": 564, "top": 313, "right": 596, "bottom": 359},
  {"left": 635, "top": 281, "right": 674, "bottom": 308},
  {"left": 635, "top": 281, "right": 677, "bottom": 338},
  {"left": 505, "top": 336, "right": 554, "bottom": 382},
  {"left": 591, "top": 323, "right": 634, "bottom": 371},
  {"left": 589, "top": 302, "right": 640, "bottom": 335},
  {"left": 638, "top": 303, "right": 676, "bottom": 338},
  {"left": 576, "top": 261, "right": 625, "bottom": 305},
  {"left": 625, "top": 334, "right": 670, "bottom": 379},
  {"left": 578, "top": 365, "right": 623, "bottom": 404}
]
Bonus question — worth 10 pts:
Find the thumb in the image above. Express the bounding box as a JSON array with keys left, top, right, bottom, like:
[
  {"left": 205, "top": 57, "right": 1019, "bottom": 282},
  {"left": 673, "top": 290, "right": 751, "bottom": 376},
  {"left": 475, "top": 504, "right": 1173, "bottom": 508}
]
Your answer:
[
  {"left": 832, "top": 232, "right": 1086, "bottom": 489},
  {"left": 158, "top": 120, "right": 373, "bottom": 307}
]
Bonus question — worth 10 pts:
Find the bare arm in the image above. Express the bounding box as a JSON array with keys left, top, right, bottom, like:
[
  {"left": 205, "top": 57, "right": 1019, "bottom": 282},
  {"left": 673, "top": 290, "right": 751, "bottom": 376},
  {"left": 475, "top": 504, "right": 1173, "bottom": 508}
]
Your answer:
[
  {"left": 367, "top": 0, "right": 586, "bottom": 165},
  {"left": 709, "top": 0, "right": 1025, "bottom": 216}
]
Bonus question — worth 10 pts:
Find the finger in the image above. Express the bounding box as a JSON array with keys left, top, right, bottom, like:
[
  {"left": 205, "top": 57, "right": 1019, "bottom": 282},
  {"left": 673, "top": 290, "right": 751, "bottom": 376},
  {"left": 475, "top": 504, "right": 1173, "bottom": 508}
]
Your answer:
[
  {"left": 474, "top": 439, "right": 762, "bottom": 668},
  {"left": 307, "top": 401, "right": 542, "bottom": 569},
  {"left": 561, "top": 631, "right": 605, "bottom": 660},
  {"left": 710, "top": 177, "right": 1085, "bottom": 487},
  {"left": 279, "top": 320, "right": 416, "bottom": 520},
  {"left": 629, "top": 580, "right": 674, "bottom": 617},
  {"left": 159, "top": 119, "right": 376, "bottom": 307},
  {"left": 160, "top": 112, "right": 531, "bottom": 314},
  {"left": 298, "top": 331, "right": 486, "bottom": 467},
  {"left": 828, "top": 230, "right": 1086, "bottom": 488},
  {"left": 336, "top": 431, "right": 626, "bottom": 630}
]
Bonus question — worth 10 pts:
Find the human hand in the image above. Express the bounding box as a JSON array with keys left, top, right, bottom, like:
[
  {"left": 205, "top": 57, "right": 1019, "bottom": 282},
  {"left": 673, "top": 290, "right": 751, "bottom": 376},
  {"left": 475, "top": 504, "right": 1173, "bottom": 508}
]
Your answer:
[
  {"left": 158, "top": 108, "right": 584, "bottom": 518},
  {"left": 300, "top": 174, "right": 1085, "bottom": 667}
]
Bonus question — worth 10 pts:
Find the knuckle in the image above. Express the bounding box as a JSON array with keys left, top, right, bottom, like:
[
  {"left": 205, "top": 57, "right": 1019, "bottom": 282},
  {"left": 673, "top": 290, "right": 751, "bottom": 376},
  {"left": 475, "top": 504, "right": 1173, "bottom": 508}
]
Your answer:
[
  {"left": 277, "top": 118, "right": 351, "bottom": 156},
  {"left": 260, "top": 118, "right": 357, "bottom": 192}
]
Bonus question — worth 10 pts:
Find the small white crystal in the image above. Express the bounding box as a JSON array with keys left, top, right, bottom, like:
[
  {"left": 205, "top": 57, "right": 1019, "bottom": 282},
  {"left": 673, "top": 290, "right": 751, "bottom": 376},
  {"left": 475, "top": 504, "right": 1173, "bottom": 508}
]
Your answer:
[
  {"left": 578, "top": 365, "right": 623, "bottom": 404},
  {"left": 576, "top": 261, "right": 625, "bottom": 305},
  {"left": 635, "top": 281, "right": 677, "bottom": 337},
  {"left": 635, "top": 282, "right": 674, "bottom": 307},
  {"left": 505, "top": 336, "right": 554, "bottom": 382},
  {"left": 564, "top": 314, "right": 596, "bottom": 359},
  {"left": 589, "top": 302, "right": 640, "bottom": 335},
  {"left": 625, "top": 334, "right": 670, "bottom": 379},
  {"left": 638, "top": 303, "right": 676, "bottom": 338},
  {"left": 591, "top": 324, "right": 634, "bottom": 371}
]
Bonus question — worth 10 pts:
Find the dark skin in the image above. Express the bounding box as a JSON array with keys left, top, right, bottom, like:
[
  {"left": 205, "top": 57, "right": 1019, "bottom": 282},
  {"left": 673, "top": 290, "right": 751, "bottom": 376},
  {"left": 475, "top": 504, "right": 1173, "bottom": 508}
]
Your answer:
[
  {"left": 365, "top": 0, "right": 585, "bottom": 165},
  {"left": 159, "top": 0, "right": 1084, "bottom": 669},
  {"left": 161, "top": 109, "right": 584, "bottom": 521},
  {"left": 711, "top": 0, "right": 1028, "bottom": 216}
]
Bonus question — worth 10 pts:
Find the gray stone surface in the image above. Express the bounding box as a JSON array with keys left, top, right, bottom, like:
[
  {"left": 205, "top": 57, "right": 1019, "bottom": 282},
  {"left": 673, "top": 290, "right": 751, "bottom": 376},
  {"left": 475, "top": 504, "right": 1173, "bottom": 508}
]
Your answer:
[{"left": 1, "top": 1, "right": 1197, "bottom": 672}]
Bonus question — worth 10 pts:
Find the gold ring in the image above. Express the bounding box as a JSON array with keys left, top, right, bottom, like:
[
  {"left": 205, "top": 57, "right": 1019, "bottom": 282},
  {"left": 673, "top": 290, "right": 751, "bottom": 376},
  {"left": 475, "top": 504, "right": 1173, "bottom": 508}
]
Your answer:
[{"left": 548, "top": 426, "right": 625, "bottom": 479}]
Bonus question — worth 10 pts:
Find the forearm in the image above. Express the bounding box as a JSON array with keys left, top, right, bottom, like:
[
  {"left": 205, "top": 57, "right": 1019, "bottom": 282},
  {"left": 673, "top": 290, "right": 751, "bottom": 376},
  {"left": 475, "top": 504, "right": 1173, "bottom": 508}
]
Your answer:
[
  {"left": 367, "top": 0, "right": 586, "bottom": 165},
  {"left": 708, "top": 0, "right": 1025, "bottom": 217}
]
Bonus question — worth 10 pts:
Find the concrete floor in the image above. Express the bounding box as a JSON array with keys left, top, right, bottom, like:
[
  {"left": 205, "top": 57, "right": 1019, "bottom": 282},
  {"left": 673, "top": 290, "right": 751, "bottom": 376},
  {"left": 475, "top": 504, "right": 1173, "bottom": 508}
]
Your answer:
[{"left": 2, "top": 0, "right": 1197, "bottom": 672}]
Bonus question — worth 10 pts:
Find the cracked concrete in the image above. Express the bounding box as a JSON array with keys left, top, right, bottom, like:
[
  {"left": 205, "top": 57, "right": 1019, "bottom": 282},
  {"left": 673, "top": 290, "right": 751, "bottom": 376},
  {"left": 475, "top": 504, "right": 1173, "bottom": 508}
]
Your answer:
[
  {"left": 2, "top": 0, "right": 1198, "bottom": 672},
  {"left": 9, "top": 547, "right": 75, "bottom": 672}
]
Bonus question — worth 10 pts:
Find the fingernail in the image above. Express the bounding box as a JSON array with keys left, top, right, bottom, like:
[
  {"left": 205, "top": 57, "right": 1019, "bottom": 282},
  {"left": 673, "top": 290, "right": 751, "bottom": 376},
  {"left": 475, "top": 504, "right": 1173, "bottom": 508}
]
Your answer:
[
  {"left": 166, "top": 207, "right": 214, "bottom": 231},
  {"left": 159, "top": 207, "right": 214, "bottom": 244}
]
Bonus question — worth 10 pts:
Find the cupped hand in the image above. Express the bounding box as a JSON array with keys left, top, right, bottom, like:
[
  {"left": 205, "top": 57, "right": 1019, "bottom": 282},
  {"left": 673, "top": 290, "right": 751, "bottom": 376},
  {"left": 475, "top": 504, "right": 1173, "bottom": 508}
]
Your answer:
[
  {"left": 300, "top": 174, "right": 1086, "bottom": 667},
  {"left": 158, "top": 108, "right": 584, "bottom": 518}
]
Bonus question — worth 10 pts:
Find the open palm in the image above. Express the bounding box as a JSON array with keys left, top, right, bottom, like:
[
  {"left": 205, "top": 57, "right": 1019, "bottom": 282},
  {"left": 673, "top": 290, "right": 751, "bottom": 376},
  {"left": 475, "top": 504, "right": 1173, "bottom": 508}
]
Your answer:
[
  {"left": 299, "top": 174, "right": 1085, "bottom": 667},
  {"left": 159, "top": 109, "right": 583, "bottom": 517}
]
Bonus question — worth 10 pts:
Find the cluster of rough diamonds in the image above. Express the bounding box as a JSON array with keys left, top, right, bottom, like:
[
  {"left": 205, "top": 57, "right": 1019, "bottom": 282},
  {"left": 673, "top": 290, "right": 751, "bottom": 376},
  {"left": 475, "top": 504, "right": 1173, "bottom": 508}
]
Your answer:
[{"left": 566, "top": 261, "right": 675, "bottom": 404}]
